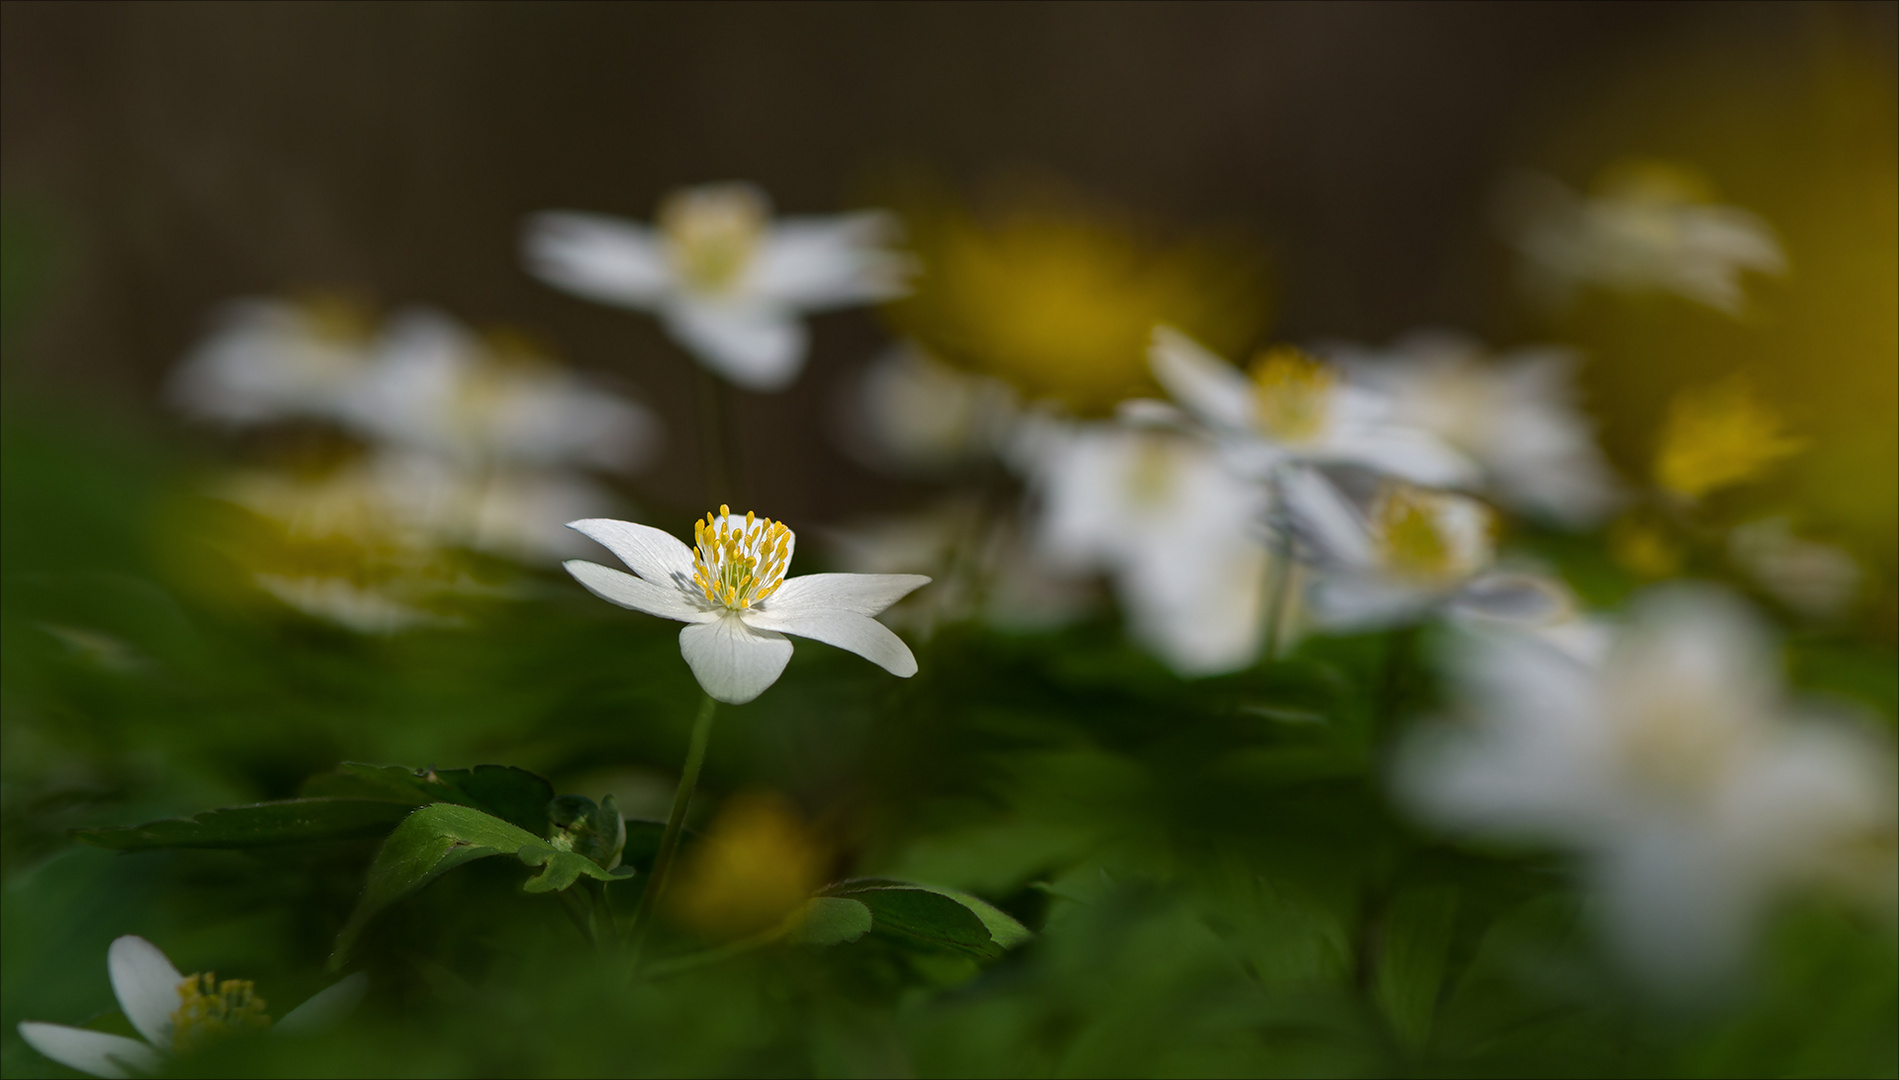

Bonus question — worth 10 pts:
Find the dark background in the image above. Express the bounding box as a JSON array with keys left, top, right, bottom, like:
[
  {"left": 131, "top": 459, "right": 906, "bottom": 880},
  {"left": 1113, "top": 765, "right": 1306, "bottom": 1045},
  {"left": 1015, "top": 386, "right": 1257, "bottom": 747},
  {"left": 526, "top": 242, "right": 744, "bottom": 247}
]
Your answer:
[{"left": 3, "top": 1, "right": 1893, "bottom": 521}]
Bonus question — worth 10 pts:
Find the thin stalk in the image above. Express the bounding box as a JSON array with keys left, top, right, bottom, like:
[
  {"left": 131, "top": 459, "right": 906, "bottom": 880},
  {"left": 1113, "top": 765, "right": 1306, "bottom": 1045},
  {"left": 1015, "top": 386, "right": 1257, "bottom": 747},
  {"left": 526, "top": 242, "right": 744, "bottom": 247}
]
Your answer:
[
  {"left": 1259, "top": 466, "right": 1293, "bottom": 663},
  {"left": 694, "top": 367, "right": 741, "bottom": 505},
  {"left": 627, "top": 691, "right": 719, "bottom": 969}
]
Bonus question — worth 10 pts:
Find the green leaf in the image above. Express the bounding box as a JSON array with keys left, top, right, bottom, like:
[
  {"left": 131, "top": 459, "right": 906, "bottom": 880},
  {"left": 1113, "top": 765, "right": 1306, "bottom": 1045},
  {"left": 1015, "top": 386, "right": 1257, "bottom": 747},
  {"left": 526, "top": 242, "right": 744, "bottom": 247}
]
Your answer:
[
  {"left": 329, "top": 803, "right": 547, "bottom": 969},
  {"left": 301, "top": 763, "right": 557, "bottom": 835},
  {"left": 784, "top": 897, "right": 874, "bottom": 946},
  {"left": 1374, "top": 885, "right": 1459, "bottom": 1052},
  {"left": 515, "top": 841, "right": 636, "bottom": 894},
  {"left": 821, "top": 878, "right": 1031, "bottom": 960},
  {"left": 72, "top": 798, "right": 416, "bottom": 851}
]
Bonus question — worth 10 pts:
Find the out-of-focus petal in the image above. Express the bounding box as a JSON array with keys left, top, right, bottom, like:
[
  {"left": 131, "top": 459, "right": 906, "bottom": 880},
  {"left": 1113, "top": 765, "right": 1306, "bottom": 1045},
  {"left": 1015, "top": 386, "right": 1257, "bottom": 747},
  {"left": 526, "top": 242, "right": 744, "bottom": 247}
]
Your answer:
[
  {"left": 762, "top": 573, "right": 930, "bottom": 617},
  {"left": 679, "top": 617, "right": 795, "bottom": 704},
  {"left": 1449, "top": 574, "right": 1571, "bottom": 624},
  {"left": 749, "top": 213, "right": 909, "bottom": 309},
  {"left": 107, "top": 936, "right": 182, "bottom": 1050},
  {"left": 1306, "top": 576, "right": 1434, "bottom": 632},
  {"left": 274, "top": 973, "right": 369, "bottom": 1036},
  {"left": 741, "top": 606, "right": 917, "bottom": 677},
  {"left": 664, "top": 302, "right": 807, "bottom": 392},
  {"left": 1277, "top": 467, "right": 1374, "bottom": 567},
  {"left": 1329, "top": 426, "right": 1479, "bottom": 487},
  {"left": 1149, "top": 326, "right": 1257, "bottom": 433},
  {"left": 17, "top": 1023, "right": 162, "bottom": 1079},
  {"left": 567, "top": 518, "right": 697, "bottom": 586},
  {"left": 563, "top": 561, "right": 711, "bottom": 624},
  {"left": 523, "top": 212, "right": 670, "bottom": 308}
]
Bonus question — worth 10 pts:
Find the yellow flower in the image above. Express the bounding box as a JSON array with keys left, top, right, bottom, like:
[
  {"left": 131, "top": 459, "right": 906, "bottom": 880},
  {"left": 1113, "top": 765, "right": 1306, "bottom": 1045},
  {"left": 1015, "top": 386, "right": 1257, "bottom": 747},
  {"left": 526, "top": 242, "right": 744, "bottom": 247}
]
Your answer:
[
  {"left": 1653, "top": 376, "right": 1803, "bottom": 499},
  {"left": 1610, "top": 515, "right": 1685, "bottom": 579},
  {"left": 665, "top": 791, "right": 829, "bottom": 938},
  {"left": 884, "top": 183, "right": 1266, "bottom": 415}
]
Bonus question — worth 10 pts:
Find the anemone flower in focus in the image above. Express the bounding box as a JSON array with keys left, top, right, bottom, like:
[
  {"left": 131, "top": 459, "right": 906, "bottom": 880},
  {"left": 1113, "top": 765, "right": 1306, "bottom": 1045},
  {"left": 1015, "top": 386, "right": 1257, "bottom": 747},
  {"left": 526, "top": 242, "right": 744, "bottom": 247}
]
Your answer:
[
  {"left": 1023, "top": 418, "right": 1282, "bottom": 675},
  {"left": 883, "top": 186, "right": 1267, "bottom": 416},
  {"left": 563, "top": 511, "right": 929, "bottom": 704},
  {"left": 17, "top": 936, "right": 366, "bottom": 1078},
  {"left": 1279, "top": 467, "right": 1565, "bottom": 632},
  {"left": 1498, "top": 162, "right": 1786, "bottom": 315},
  {"left": 524, "top": 183, "right": 909, "bottom": 392},
  {"left": 1395, "top": 585, "right": 1897, "bottom": 993},
  {"left": 1148, "top": 327, "right": 1476, "bottom": 488},
  {"left": 1332, "top": 332, "right": 1620, "bottom": 526}
]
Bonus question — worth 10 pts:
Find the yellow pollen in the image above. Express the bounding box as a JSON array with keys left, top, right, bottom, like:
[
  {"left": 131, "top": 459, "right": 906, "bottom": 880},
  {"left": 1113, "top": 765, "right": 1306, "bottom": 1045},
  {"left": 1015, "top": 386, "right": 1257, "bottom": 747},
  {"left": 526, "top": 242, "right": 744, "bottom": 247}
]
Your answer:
[
  {"left": 171, "top": 972, "right": 271, "bottom": 1055},
  {"left": 659, "top": 185, "right": 768, "bottom": 295},
  {"left": 692, "top": 508, "right": 794, "bottom": 611},
  {"left": 1653, "top": 376, "right": 1804, "bottom": 500},
  {"left": 1373, "top": 486, "right": 1490, "bottom": 585},
  {"left": 1247, "top": 346, "right": 1334, "bottom": 443}
]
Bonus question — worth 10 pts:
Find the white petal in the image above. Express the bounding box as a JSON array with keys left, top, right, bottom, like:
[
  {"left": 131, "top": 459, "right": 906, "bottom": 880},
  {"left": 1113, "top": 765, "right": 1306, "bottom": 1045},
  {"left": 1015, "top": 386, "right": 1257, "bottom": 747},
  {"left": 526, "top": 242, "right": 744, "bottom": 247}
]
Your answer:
[
  {"left": 1277, "top": 467, "right": 1374, "bottom": 567},
  {"left": 1325, "top": 425, "right": 1478, "bottom": 487},
  {"left": 17, "top": 1023, "right": 162, "bottom": 1079},
  {"left": 274, "top": 973, "right": 368, "bottom": 1035},
  {"left": 741, "top": 606, "right": 917, "bottom": 677},
  {"left": 107, "top": 936, "right": 181, "bottom": 1050},
  {"left": 663, "top": 302, "right": 807, "bottom": 392},
  {"left": 1448, "top": 574, "right": 1569, "bottom": 624},
  {"left": 522, "top": 212, "right": 670, "bottom": 308},
  {"left": 761, "top": 573, "right": 929, "bottom": 617},
  {"left": 1307, "top": 575, "right": 1436, "bottom": 631},
  {"left": 1149, "top": 325, "right": 1257, "bottom": 433},
  {"left": 748, "top": 213, "right": 908, "bottom": 310},
  {"left": 679, "top": 616, "right": 795, "bottom": 704},
  {"left": 564, "top": 561, "right": 710, "bottom": 623},
  {"left": 566, "top": 519, "right": 697, "bottom": 586}
]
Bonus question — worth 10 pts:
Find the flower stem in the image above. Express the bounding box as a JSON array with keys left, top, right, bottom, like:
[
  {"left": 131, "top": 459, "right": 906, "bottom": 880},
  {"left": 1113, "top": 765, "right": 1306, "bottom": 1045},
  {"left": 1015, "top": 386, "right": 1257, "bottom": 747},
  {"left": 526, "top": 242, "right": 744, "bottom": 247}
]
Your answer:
[
  {"left": 1260, "top": 466, "right": 1293, "bottom": 663},
  {"left": 694, "top": 366, "right": 743, "bottom": 505},
  {"left": 628, "top": 691, "right": 719, "bottom": 969}
]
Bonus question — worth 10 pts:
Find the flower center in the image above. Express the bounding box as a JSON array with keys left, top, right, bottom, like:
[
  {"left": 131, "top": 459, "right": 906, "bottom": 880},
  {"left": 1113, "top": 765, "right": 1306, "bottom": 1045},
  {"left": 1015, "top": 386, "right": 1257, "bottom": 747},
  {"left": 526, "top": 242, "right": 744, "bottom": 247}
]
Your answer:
[
  {"left": 1371, "top": 486, "right": 1492, "bottom": 585},
  {"left": 1247, "top": 346, "right": 1333, "bottom": 444},
  {"left": 659, "top": 185, "right": 768, "bottom": 295},
  {"left": 171, "top": 972, "right": 271, "bottom": 1055},
  {"left": 693, "top": 505, "right": 793, "bottom": 610}
]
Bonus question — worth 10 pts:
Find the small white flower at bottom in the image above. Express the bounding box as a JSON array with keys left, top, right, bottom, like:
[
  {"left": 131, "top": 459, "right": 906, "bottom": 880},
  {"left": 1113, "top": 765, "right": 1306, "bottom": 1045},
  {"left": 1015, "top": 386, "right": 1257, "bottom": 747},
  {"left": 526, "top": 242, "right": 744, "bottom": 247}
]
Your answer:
[
  {"left": 17, "top": 935, "right": 366, "bottom": 1078},
  {"left": 563, "top": 510, "right": 929, "bottom": 704}
]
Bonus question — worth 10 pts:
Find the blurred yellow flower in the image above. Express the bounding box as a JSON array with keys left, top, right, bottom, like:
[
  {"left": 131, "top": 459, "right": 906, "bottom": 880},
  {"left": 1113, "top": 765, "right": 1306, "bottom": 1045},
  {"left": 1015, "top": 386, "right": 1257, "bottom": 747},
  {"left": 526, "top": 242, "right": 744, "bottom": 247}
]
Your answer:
[
  {"left": 885, "top": 184, "right": 1267, "bottom": 415},
  {"left": 1609, "top": 515, "right": 1685, "bottom": 580},
  {"left": 664, "top": 791, "right": 829, "bottom": 939},
  {"left": 1653, "top": 376, "right": 1803, "bottom": 500}
]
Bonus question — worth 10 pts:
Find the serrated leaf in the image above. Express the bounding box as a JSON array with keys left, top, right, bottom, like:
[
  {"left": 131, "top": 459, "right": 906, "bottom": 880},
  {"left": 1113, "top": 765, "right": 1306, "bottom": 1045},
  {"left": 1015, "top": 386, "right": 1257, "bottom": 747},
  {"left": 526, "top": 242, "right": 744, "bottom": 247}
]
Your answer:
[
  {"left": 784, "top": 896, "right": 874, "bottom": 946},
  {"left": 301, "top": 763, "right": 556, "bottom": 835},
  {"left": 821, "top": 878, "right": 1030, "bottom": 961},
  {"left": 72, "top": 798, "right": 414, "bottom": 851},
  {"left": 329, "top": 803, "right": 546, "bottom": 969}
]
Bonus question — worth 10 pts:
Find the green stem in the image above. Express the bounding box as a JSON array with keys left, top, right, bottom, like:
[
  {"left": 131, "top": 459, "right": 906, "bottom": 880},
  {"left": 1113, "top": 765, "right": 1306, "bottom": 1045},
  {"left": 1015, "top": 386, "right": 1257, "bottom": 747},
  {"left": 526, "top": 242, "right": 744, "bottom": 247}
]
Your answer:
[
  {"left": 694, "top": 367, "right": 740, "bottom": 505},
  {"left": 628, "top": 691, "right": 719, "bottom": 969},
  {"left": 1260, "top": 466, "right": 1293, "bottom": 663},
  {"left": 639, "top": 922, "right": 785, "bottom": 981}
]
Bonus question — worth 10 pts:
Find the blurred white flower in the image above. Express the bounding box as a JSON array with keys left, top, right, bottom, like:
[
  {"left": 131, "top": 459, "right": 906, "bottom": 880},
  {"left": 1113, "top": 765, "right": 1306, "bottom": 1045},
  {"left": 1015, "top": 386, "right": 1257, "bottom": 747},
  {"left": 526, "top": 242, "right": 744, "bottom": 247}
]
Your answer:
[
  {"left": 345, "top": 311, "right": 660, "bottom": 473},
  {"left": 168, "top": 298, "right": 375, "bottom": 426},
  {"left": 1332, "top": 332, "right": 1620, "bottom": 526},
  {"left": 1728, "top": 517, "right": 1863, "bottom": 621},
  {"left": 563, "top": 510, "right": 929, "bottom": 704},
  {"left": 1147, "top": 326, "right": 1476, "bottom": 487},
  {"left": 1024, "top": 418, "right": 1282, "bottom": 675},
  {"left": 1280, "top": 467, "right": 1566, "bottom": 632},
  {"left": 524, "top": 182, "right": 909, "bottom": 392},
  {"left": 1499, "top": 166, "right": 1786, "bottom": 315},
  {"left": 1396, "top": 586, "right": 1897, "bottom": 993},
  {"left": 837, "top": 342, "right": 1019, "bottom": 474},
  {"left": 17, "top": 935, "right": 366, "bottom": 1078}
]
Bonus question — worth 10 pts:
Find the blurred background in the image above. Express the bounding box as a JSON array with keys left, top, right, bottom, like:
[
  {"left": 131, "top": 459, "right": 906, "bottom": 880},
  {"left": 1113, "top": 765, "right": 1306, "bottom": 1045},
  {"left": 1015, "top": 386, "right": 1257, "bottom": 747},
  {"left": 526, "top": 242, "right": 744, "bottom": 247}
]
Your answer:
[{"left": 3, "top": 3, "right": 1895, "bottom": 1077}]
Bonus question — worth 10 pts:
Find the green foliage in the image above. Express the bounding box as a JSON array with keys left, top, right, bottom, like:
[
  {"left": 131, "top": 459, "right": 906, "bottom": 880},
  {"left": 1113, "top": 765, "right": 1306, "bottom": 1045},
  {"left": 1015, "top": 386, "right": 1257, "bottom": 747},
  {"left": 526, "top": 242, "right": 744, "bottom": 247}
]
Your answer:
[
  {"left": 71, "top": 798, "right": 415, "bottom": 851},
  {"left": 821, "top": 878, "right": 1031, "bottom": 959}
]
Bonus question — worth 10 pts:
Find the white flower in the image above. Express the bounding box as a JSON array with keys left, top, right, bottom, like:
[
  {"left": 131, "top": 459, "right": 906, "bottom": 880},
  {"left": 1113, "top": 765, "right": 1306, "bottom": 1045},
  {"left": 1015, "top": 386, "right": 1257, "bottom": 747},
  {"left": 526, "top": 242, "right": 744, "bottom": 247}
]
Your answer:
[
  {"left": 524, "top": 183, "right": 909, "bottom": 392},
  {"left": 837, "top": 342, "right": 1019, "bottom": 475},
  {"left": 1331, "top": 332, "right": 1620, "bottom": 526},
  {"left": 1280, "top": 467, "right": 1565, "bottom": 632},
  {"left": 1396, "top": 586, "right": 1897, "bottom": 992},
  {"left": 1498, "top": 167, "right": 1786, "bottom": 315},
  {"left": 1024, "top": 418, "right": 1282, "bottom": 675},
  {"left": 563, "top": 510, "right": 929, "bottom": 704},
  {"left": 1147, "top": 326, "right": 1476, "bottom": 487},
  {"left": 17, "top": 935, "right": 367, "bottom": 1078},
  {"left": 345, "top": 310, "right": 660, "bottom": 472},
  {"left": 1727, "top": 517, "right": 1863, "bottom": 621},
  {"left": 167, "top": 298, "right": 374, "bottom": 426}
]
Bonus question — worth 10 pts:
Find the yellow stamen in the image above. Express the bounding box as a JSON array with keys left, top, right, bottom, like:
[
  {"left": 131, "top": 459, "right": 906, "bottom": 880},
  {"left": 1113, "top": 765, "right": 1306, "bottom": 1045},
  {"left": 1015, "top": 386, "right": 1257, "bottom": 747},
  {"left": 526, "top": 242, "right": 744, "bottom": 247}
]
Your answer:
[
  {"left": 171, "top": 972, "right": 271, "bottom": 1055},
  {"left": 1372, "top": 485, "right": 1493, "bottom": 585},
  {"left": 659, "top": 185, "right": 768, "bottom": 295},
  {"left": 1248, "top": 346, "right": 1334, "bottom": 443},
  {"left": 692, "top": 507, "right": 795, "bottom": 611}
]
